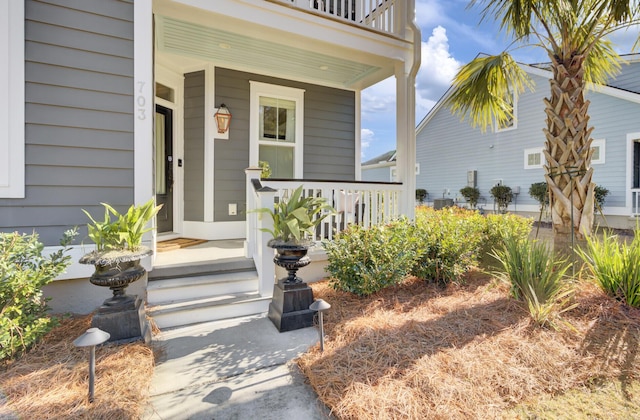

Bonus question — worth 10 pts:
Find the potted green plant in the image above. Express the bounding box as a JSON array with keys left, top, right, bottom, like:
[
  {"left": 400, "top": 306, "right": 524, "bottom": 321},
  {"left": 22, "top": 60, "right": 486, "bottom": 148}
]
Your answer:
[
  {"left": 256, "top": 185, "right": 335, "bottom": 252},
  {"left": 459, "top": 186, "right": 480, "bottom": 208},
  {"left": 253, "top": 185, "right": 335, "bottom": 332},
  {"left": 79, "top": 198, "right": 162, "bottom": 307}
]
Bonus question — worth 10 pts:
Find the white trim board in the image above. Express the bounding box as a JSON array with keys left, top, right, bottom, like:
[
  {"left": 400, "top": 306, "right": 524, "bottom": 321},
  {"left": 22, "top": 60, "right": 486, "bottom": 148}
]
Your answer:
[
  {"left": 182, "top": 221, "right": 245, "bottom": 240},
  {"left": 0, "top": 0, "right": 24, "bottom": 198}
]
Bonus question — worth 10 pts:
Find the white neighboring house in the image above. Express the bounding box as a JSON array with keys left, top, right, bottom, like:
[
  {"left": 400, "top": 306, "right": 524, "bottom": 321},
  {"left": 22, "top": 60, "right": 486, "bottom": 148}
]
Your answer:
[
  {"left": 416, "top": 54, "right": 640, "bottom": 227},
  {"left": 361, "top": 150, "right": 397, "bottom": 182}
]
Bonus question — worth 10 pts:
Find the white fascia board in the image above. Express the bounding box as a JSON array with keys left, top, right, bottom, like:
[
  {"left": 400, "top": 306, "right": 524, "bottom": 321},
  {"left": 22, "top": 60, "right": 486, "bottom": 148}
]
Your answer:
[
  {"left": 361, "top": 161, "right": 395, "bottom": 170},
  {"left": 416, "top": 86, "right": 454, "bottom": 133}
]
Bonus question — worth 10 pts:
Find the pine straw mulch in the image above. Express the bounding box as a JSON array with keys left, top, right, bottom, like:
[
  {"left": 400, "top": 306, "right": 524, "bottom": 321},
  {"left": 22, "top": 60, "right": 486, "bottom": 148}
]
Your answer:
[
  {"left": 0, "top": 314, "right": 154, "bottom": 419},
  {"left": 298, "top": 270, "right": 640, "bottom": 419}
]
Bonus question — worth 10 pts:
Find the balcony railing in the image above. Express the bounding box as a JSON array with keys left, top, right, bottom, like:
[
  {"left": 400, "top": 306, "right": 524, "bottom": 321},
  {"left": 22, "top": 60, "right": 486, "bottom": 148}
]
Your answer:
[
  {"left": 245, "top": 168, "right": 403, "bottom": 296},
  {"left": 274, "top": 0, "right": 401, "bottom": 36}
]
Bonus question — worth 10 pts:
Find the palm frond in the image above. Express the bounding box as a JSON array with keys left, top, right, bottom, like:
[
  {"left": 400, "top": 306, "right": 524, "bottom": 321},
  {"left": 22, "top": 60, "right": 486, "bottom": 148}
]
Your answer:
[
  {"left": 583, "top": 37, "right": 622, "bottom": 86},
  {"left": 446, "top": 53, "right": 533, "bottom": 132}
]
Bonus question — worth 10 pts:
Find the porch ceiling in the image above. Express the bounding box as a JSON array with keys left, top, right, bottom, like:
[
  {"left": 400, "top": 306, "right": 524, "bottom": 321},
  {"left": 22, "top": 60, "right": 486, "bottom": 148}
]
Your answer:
[{"left": 155, "top": 15, "right": 381, "bottom": 89}]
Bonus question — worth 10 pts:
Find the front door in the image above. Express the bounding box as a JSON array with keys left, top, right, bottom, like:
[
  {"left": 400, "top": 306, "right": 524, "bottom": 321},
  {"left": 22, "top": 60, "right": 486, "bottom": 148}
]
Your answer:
[{"left": 155, "top": 105, "right": 174, "bottom": 233}]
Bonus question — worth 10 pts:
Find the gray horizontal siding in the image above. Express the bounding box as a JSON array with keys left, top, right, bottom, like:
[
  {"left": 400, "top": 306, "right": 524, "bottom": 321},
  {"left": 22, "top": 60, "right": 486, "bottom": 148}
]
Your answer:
[
  {"left": 417, "top": 71, "right": 640, "bottom": 213},
  {"left": 183, "top": 71, "right": 206, "bottom": 221},
  {"left": 214, "top": 68, "right": 356, "bottom": 222},
  {"left": 0, "top": 0, "right": 134, "bottom": 245}
]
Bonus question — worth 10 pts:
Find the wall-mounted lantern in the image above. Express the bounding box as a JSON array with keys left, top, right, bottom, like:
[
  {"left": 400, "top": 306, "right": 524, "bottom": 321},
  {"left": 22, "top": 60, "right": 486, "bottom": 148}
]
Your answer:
[{"left": 214, "top": 104, "right": 232, "bottom": 134}]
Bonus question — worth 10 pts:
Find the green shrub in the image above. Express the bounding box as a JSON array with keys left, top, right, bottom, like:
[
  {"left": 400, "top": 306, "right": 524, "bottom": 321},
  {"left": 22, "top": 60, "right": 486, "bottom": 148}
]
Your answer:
[
  {"left": 492, "top": 236, "right": 576, "bottom": 327},
  {"left": 577, "top": 230, "right": 640, "bottom": 308},
  {"left": 0, "top": 229, "right": 77, "bottom": 362},
  {"left": 415, "top": 189, "right": 428, "bottom": 204},
  {"left": 480, "top": 213, "right": 533, "bottom": 266},
  {"left": 459, "top": 186, "right": 480, "bottom": 208},
  {"left": 594, "top": 185, "right": 609, "bottom": 211},
  {"left": 490, "top": 185, "right": 513, "bottom": 213},
  {"left": 323, "top": 218, "right": 418, "bottom": 296},
  {"left": 411, "top": 207, "right": 484, "bottom": 284},
  {"left": 529, "top": 182, "right": 549, "bottom": 210}
]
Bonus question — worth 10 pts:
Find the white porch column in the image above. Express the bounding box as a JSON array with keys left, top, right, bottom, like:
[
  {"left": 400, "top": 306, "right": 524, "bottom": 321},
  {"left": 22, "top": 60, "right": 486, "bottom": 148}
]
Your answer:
[{"left": 395, "top": 0, "right": 420, "bottom": 219}]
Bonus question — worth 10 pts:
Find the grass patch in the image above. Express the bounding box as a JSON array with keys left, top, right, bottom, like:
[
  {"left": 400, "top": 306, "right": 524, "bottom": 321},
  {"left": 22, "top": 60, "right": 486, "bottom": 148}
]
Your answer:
[
  {"left": 298, "top": 271, "right": 640, "bottom": 419},
  {"left": 505, "top": 381, "right": 640, "bottom": 419},
  {"left": 0, "top": 314, "right": 154, "bottom": 419}
]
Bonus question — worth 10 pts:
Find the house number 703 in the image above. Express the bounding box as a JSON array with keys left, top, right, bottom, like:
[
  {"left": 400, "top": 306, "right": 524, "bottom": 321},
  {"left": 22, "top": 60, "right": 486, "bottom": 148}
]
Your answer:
[{"left": 137, "top": 81, "right": 146, "bottom": 120}]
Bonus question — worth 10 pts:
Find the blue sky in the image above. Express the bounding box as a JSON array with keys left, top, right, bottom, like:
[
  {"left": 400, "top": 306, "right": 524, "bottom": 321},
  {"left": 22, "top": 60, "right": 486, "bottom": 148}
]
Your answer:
[{"left": 359, "top": 0, "right": 639, "bottom": 162}]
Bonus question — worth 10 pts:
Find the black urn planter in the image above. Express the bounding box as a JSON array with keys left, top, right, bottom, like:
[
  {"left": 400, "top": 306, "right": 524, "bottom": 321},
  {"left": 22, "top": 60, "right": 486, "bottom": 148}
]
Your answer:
[
  {"left": 267, "top": 240, "right": 316, "bottom": 332},
  {"left": 79, "top": 247, "right": 153, "bottom": 343}
]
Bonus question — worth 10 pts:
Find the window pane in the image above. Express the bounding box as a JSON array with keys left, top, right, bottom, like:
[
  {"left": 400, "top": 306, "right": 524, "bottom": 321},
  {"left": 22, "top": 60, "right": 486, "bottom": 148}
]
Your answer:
[
  {"left": 155, "top": 112, "right": 166, "bottom": 194},
  {"left": 156, "top": 82, "right": 174, "bottom": 102},
  {"left": 259, "top": 97, "right": 295, "bottom": 143},
  {"left": 592, "top": 146, "right": 600, "bottom": 161},
  {"left": 528, "top": 153, "right": 540, "bottom": 166},
  {"left": 260, "top": 145, "right": 294, "bottom": 178}
]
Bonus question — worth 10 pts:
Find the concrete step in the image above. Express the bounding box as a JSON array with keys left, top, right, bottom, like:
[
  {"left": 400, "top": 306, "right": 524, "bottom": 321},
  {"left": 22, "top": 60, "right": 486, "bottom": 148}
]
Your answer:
[
  {"left": 147, "top": 257, "right": 269, "bottom": 330},
  {"left": 149, "top": 256, "right": 255, "bottom": 281},
  {"left": 146, "top": 270, "right": 259, "bottom": 305},
  {"left": 147, "top": 293, "right": 271, "bottom": 329}
]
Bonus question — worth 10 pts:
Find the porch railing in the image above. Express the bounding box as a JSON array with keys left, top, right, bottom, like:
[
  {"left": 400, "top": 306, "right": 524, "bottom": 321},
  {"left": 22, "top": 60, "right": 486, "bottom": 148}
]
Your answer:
[
  {"left": 245, "top": 168, "right": 403, "bottom": 296},
  {"left": 273, "top": 0, "right": 401, "bottom": 37}
]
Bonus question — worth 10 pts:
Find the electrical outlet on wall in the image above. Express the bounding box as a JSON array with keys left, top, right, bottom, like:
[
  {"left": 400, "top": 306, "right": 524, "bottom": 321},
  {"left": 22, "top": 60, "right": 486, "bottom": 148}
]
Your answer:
[{"left": 228, "top": 203, "right": 237, "bottom": 216}]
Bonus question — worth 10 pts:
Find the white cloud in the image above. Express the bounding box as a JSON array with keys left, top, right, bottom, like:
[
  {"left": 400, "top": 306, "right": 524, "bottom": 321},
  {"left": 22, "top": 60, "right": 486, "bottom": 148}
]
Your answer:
[
  {"left": 360, "top": 128, "right": 375, "bottom": 157},
  {"left": 361, "top": 77, "right": 396, "bottom": 118},
  {"left": 416, "top": 26, "right": 461, "bottom": 104}
]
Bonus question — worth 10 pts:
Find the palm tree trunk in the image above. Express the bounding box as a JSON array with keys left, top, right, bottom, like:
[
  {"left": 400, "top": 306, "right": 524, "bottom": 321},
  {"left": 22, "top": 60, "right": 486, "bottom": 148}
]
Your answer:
[{"left": 542, "top": 54, "right": 596, "bottom": 255}]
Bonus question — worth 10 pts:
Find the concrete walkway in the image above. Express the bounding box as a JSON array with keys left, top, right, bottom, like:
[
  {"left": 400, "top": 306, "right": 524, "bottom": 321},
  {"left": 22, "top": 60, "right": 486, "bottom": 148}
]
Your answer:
[{"left": 143, "top": 315, "right": 333, "bottom": 420}]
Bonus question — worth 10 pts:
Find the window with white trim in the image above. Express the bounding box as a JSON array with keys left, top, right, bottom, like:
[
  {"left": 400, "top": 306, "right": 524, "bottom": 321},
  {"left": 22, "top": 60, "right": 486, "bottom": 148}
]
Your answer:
[
  {"left": 0, "top": 0, "right": 25, "bottom": 198},
  {"left": 250, "top": 82, "right": 304, "bottom": 178},
  {"left": 591, "top": 139, "right": 605, "bottom": 165},
  {"left": 496, "top": 90, "right": 517, "bottom": 132},
  {"left": 390, "top": 164, "right": 420, "bottom": 181},
  {"left": 524, "top": 147, "right": 544, "bottom": 169}
]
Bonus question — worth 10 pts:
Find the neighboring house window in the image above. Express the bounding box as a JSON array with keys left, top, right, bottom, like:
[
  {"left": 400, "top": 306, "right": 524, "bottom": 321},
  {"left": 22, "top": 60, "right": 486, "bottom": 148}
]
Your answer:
[
  {"left": 524, "top": 147, "right": 544, "bottom": 169},
  {"left": 0, "top": 0, "right": 25, "bottom": 198},
  {"left": 496, "top": 91, "right": 517, "bottom": 132},
  {"left": 390, "top": 164, "right": 420, "bottom": 181},
  {"left": 250, "top": 82, "right": 304, "bottom": 178},
  {"left": 591, "top": 139, "right": 605, "bottom": 165}
]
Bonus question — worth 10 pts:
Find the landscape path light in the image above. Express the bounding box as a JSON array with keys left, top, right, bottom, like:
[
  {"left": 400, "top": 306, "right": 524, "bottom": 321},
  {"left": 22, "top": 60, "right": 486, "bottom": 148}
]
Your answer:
[
  {"left": 73, "top": 327, "right": 110, "bottom": 403},
  {"left": 309, "top": 298, "right": 331, "bottom": 352}
]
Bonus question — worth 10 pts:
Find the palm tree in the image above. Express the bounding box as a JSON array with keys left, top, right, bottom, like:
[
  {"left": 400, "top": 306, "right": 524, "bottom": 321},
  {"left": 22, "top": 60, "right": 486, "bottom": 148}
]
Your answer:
[{"left": 447, "top": 0, "right": 639, "bottom": 252}]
